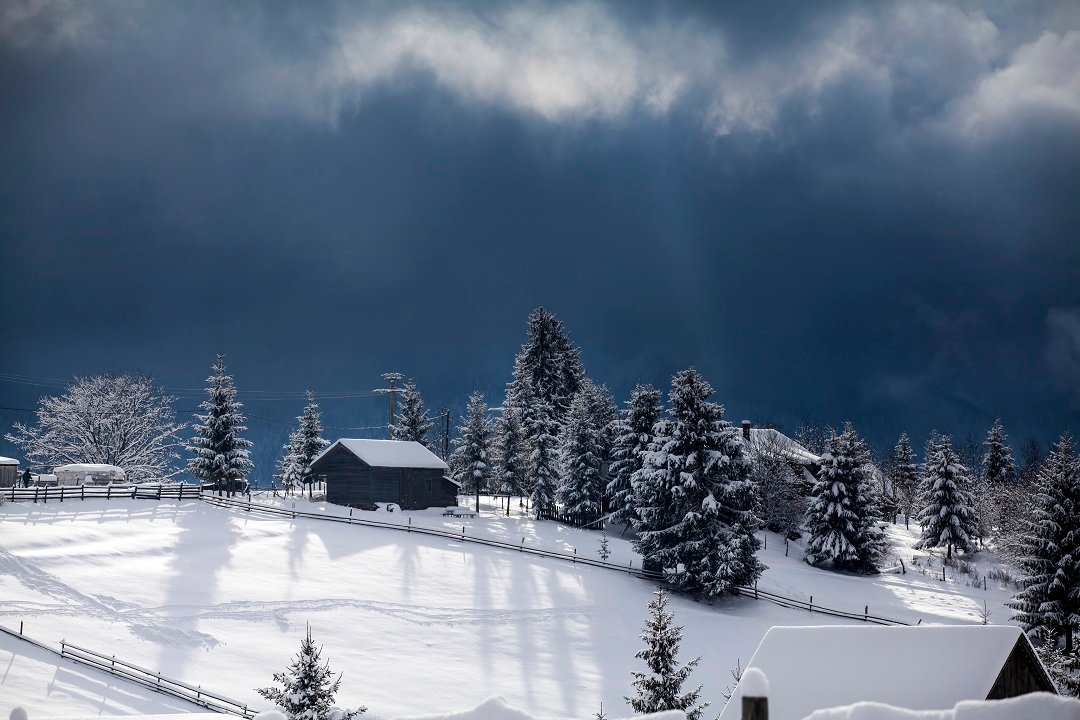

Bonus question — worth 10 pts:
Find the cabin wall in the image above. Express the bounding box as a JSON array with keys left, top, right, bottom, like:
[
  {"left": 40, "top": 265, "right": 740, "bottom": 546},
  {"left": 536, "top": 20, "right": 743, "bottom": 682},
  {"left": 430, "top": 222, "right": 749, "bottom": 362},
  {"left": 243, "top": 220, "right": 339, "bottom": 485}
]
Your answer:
[
  {"left": 987, "top": 639, "right": 1057, "bottom": 699},
  {"left": 0, "top": 465, "right": 17, "bottom": 488}
]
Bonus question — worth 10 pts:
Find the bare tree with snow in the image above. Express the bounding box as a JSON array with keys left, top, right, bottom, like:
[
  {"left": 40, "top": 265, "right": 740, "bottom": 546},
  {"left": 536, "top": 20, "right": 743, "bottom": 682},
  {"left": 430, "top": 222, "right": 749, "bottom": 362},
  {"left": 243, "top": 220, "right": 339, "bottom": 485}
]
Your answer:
[{"left": 5, "top": 373, "right": 186, "bottom": 481}]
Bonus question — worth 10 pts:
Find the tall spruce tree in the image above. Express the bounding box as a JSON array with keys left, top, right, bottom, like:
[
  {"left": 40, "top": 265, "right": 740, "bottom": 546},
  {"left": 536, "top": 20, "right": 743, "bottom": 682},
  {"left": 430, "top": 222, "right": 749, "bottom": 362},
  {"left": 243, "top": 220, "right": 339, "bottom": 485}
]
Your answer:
[
  {"left": 608, "top": 384, "right": 662, "bottom": 526},
  {"left": 557, "top": 391, "right": 604, "bottom": 526},
  {"left": 390, "top": 380, "right": 434, "bottom": 448},
  {"left": 525, "top": 394, "right": 561, "bottom": 518},
  {"left": 583, "top": 380, "right": 618, "bottom": 487},
  {"left": 982, "top": 418, "right": 1016, "bottom": 485},
  {"left": 1008, "top": 432, "right": 1080, "bottom": 655},
  {"left": 505, "top": 307, "right": 584, "bottom": 426},
  {"left": 915, "top": 435, "right": 978, "bottom": 559},
  {"left": 493, "top": 406, "right": 528, "bottom": 502},
  {"left": 257, "top": 624, "right": 364, "bottom": 720},
  {"left": 625, "top": 589, "right": 708, "bottom": 720},
  {"left": 633, "top": 368, "right": 763, "bottom": 597},
  {"left": 187, "top": 355, "right": 253, "bottom": 497},
  {"left": 889, "top": 433, "right": 919, "bottom": 528},
  {"left": 804, "top": 425, "right": 888, "bottom": 572},
  {"left": 451, "top": 392, "right": 492, "bottom": 511}
]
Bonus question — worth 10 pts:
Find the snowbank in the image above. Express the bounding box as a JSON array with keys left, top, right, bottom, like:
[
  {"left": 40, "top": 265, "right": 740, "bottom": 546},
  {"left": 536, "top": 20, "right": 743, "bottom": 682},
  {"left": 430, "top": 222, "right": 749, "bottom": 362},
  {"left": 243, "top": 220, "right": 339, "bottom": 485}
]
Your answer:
[
  {"left": 391, "top": 696, "right": 685, "bottom": 720},
  {"left": 803, "top": 692, "right": 1079, "bottom": 720}
]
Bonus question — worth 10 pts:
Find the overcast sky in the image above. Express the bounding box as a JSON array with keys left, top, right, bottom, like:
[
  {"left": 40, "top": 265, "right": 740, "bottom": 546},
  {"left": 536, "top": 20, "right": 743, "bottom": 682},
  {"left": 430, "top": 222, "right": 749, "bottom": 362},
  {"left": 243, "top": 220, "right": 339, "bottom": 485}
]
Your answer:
[{"left": 2, "top": 0, "right": 1079, "bottom": 463}]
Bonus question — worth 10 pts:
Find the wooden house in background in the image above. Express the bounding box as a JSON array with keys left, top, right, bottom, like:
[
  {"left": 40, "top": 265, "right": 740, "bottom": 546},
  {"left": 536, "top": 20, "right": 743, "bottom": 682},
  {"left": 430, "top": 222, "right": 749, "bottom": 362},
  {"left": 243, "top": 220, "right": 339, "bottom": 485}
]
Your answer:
[
  {"left": 309, "top": 439, "right": 457, "bottom": 510},
  {"left": 719, "top": 625, "right": 1056, "bottom": 720},
  {"left": 0, "top": 457, "right": 19, "bottom": 488}
]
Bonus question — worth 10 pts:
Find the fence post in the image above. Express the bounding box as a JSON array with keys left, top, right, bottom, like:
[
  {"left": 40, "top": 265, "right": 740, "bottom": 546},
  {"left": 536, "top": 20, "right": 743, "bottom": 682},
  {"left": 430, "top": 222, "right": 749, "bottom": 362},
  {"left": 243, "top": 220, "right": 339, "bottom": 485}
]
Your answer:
[
  {"left": 408, "top": 517, "right": 411, "bottom": 532},
  {"left": 755, "top": 581, "right": 758, "bottom": 599},
  {"left": 740, "top": 668, "right": 769, "bottom": 720},
  {"left": 132, "top": 486, "right": 136, "bottom": 499},
  {"left": 157, "top": 484, "right": 162, "bottom": 500},
  {"left": 942, "top": 565, "right": 946, "bottom": 582},
  {"left": 19, "top": 621, "right": 23, "bottom": 634},
  {"left": 107, "top": 485, "right": 111, "bottom": 500},
  {"left": 809, "top": 595, "right": 813, "bottom": 612},
  {"left": 81, "top": 485, "right": 85, "bottom": 500},
  {"left": 60, "top": 486, "right": 64, "bottom": 502},
  {"left": 864, "top": 605, "right": 868, "bottom": 621}
]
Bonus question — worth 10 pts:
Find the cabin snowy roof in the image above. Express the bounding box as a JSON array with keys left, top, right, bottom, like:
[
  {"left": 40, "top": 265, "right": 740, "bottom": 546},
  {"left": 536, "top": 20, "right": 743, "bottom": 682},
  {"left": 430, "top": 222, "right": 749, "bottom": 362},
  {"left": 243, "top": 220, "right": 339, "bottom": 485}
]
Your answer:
[
  {"left": 314, "top": 439, "right": 449, "bottom": 470},
  {"left": 52, "top": 463, "right": 125, "bottom": 474},
  {"left": 743, "top": 428, "right": 823, "bottom": 466},
  {"left": 717, "top": 625, "right": 1049, "bottom": 720},
  {"left": 0, "top": 456, "right": 19, "bottom": 465}
]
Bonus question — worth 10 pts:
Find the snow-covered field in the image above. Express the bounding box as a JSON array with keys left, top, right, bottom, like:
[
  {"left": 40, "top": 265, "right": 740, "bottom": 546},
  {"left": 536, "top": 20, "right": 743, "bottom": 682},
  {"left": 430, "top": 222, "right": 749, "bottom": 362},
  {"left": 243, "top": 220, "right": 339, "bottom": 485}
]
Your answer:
[{"left": 0, "top": 497, "right": 1022, "bottom": 718}]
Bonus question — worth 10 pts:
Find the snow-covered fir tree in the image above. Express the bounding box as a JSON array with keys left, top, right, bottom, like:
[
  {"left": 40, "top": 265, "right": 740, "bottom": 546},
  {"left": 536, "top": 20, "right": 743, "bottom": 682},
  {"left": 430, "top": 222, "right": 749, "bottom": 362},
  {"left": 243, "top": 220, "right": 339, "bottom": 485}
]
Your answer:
[
  {"left": 583, "top": 380, "right": 618, "bottom": 480},
  {"left": 493, "top": 405, "right": 528, "bottom": 500},
  {"left": 915, "top": 435, "right": 978, "bottom": 559},
  {"left": 982, "top": 418, "right": 1016, "bottom": 485},
  {"left": 557, "top": 390, "right": 604, "bottom": 526},
  {"left": 888, "top": 433, "right": 919, "bottom": 527},
  {"left": 803, "top": 425, "right": 888, "bottom": 572},
  {"left": 1007, "top": 432, "right": 1080, "bottom": 655},
  {"left": 390, "top": 380, "right": 433, "bottom": 448},
  {"left": 625, "top": 589, "right": 708, "bottom": 720},
  {"left": 525, "top": 394, "right": 560, "bottom": 518},
  {"left": 5, "top": 373, "right": 186, "bottom": 482},
  {"left": 279, "top": 392, "right": 329, "bottom": 499},
  {"left": 257, "top": 624, "right": 364, "bottom": 720},
  {"left": 451, "top": 392, "right": 492, "bottom": 508},
  {"left": 607, "top": 384, "right": 662, "bottom": 527},
  {"left": 505, "top": 307, "right": 584, "bottom": 426},
  {"left": 633, "top": 368, "right": 763, "bottom": 597},
  {"left": 186, "top": 355, "right": 253, "bottom": 496}
]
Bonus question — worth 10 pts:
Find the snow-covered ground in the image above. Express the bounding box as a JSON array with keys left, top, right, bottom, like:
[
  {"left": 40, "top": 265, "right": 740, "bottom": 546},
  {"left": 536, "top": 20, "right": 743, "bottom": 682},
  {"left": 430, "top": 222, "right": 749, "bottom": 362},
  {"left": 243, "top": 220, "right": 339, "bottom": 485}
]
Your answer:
[{"left": 0, "top": 497, "right": 1024, "bottom": 718}]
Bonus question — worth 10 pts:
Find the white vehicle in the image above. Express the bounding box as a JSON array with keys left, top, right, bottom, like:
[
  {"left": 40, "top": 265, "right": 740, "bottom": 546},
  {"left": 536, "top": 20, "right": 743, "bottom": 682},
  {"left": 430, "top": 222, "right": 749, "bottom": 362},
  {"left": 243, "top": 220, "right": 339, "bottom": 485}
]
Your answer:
[{"left": 52, "top": 463, "right": 127, "bottom": 486}]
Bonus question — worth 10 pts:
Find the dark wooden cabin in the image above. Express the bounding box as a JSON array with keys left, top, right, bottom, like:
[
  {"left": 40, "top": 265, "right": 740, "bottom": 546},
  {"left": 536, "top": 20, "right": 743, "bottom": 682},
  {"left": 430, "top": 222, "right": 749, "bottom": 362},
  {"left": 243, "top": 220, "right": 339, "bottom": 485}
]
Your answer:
[{"left": 309, "top": 439, "right": 457, "bottom": 510}]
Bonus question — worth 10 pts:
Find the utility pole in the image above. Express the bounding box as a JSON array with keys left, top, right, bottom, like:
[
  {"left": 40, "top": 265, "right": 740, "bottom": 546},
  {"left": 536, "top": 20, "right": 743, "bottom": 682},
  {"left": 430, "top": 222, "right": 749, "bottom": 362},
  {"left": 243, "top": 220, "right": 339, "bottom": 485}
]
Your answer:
[
  {"left": 443, "top": 408, "right": 451, "bottom": 460},
  {"left": 374, "top": 372, "right": 404, "bottom": 439}
]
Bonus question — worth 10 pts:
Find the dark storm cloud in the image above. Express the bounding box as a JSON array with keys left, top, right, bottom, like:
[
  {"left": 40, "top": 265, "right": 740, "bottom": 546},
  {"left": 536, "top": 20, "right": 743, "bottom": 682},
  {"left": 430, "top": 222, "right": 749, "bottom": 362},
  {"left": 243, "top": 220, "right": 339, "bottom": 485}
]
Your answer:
[{"left": 2, "top": 0, "right": 1079, "bottom": 468}]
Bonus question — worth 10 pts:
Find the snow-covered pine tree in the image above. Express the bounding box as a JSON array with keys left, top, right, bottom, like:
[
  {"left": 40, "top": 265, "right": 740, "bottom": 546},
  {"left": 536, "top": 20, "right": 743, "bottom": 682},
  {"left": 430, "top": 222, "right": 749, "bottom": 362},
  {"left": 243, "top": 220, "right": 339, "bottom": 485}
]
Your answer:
[
  {"left": 607, "top": 384, "right": 662, "bottom": 527},
  {"left": 803, "top": 425, "right": 888, "bottom": 572},
  {"left": 634, "top": 368, "right": 763, "bottom": 597},
  {"left": 625, "top": 589, "right": 708, "bottom": 720},
  {"left": 557, "top": 390, "right": 604, "bottom": 526},
  {"left": 493, "top": 405, "right": 528, "bottom": 502},
  {"left": 257, "top": 623, "right": 364, "bottom": 720},
  {"left": 888, "top": 433, "right": 919, "bottom": 528},
  {"left": 583, "top": 380, "right": 618, "bottom": 485},
  {"left": 505, "top": 307, "right": 585, "bottom": 426},
  {"left": 525, "top": 394, "right": 560, "bottom": 518},
  {"left": 451, "top": 392, "right": 492, "bottom": 511},
  {"left": 1007, "top": 432, "right": 1080, "bottom": 655},
  {"left": 186, "top": 355, "right": 253, "bottom": 497},
  {"left": 390, "top": 380, "right": 434, "bottom": 448},
  {"left": 275, "top": 430, "right": 302, "bottom": 496},
  {"left": 982, "top": 418, "right": 1016, "bottom": 484},
  {"left": 292, "top": 392, "right": 329, "bottom": 499},
  {"left": 915, "top": 435, "right": 978, "bottom": 559}
]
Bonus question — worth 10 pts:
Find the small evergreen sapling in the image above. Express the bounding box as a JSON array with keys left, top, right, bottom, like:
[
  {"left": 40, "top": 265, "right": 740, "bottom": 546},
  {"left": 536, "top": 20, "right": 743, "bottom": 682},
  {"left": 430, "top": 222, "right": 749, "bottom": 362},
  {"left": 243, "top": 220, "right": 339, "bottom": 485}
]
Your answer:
[
  {"left": 598, "top": 533, "right": 611, "bottom": 561},
  {"left": 625, "top": 589, "right": 708, "bottom": 720},
  {"left": 257, "top": 624, "right": 364, "bottom": 720}
]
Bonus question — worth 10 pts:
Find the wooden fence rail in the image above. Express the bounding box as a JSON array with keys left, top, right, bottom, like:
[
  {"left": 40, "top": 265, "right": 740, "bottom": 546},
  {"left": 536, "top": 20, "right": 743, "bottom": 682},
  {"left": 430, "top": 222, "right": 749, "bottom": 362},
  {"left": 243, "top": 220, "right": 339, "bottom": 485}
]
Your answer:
[
  {"left": 201, "top": 494, "right": 910, "bottom": 627},
  {"left": 2, "top": 483, "right": 198, "bottom": 503},
  {"left": 0, "top": 623, "right": 253, "bottom": 717}
]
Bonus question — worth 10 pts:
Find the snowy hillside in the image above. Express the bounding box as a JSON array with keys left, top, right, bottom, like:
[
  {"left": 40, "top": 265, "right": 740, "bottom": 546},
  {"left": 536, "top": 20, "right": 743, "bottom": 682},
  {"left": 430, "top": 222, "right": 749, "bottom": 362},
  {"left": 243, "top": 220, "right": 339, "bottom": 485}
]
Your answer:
[{"left": 0, "top": 497, "right": 1022, "bottom": 718}]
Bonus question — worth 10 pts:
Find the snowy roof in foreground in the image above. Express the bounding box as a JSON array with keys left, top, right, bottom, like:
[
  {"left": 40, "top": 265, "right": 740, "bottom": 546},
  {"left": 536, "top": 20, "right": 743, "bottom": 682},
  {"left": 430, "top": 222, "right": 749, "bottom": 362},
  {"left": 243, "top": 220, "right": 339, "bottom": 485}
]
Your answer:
[
  {"left": 315, "top": 439, "right": 449, "bottom": 470},
  {"left": 0, "top": 456, "right": 19, "bottom": 465},
  {"left": 53, "top": 463, "right": 126, "bottom": 474},
  {"left": 804, "top": 692, "right": 1077, "bottom": 720},
  {"left": 717, "top": 625, "right": 1039, "bottom": 720},
  {"left": 743, "top": 428, "right": 823, "bottom": 466}
]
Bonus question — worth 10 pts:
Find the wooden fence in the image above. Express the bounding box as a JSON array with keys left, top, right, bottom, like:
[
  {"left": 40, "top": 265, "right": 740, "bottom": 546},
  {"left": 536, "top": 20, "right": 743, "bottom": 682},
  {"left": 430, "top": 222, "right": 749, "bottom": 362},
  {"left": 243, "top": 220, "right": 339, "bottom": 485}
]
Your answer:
[
  {"left": 2, "top": 483, "right": 198, "bottom": 503},
  {"left": 0, "top": 623, "right": 253, "bottom": 717},
  {"left": 201, "top": 495, "right": 910, "bottom": 626}
]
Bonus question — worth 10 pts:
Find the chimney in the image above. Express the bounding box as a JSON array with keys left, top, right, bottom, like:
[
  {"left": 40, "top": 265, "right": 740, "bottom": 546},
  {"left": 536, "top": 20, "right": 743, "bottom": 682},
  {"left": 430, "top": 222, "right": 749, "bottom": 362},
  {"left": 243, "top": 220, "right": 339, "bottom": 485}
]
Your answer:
[
  {"left": 740, "top": 668, "right": 769, "bottom": 720},
  {"left": 742, "top": 420, "right": 752, "bottom": 440}
]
